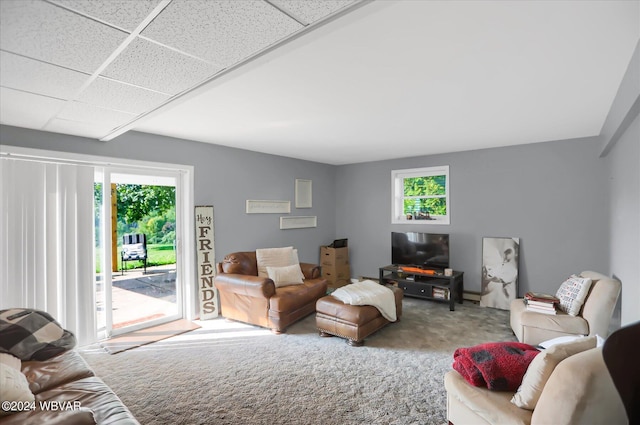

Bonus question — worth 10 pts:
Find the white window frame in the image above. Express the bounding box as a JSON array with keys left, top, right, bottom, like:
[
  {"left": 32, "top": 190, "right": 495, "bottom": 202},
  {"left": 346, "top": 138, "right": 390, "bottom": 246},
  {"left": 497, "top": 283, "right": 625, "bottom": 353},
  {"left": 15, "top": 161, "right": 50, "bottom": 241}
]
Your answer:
[{"left": 391, "top": 165, "right": 450, "bottom": 225}]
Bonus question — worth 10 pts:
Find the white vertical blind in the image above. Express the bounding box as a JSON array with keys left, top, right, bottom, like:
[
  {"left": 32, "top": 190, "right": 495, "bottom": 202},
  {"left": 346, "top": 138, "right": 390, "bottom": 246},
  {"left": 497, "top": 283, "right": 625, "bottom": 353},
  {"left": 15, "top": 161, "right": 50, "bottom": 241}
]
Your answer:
[{"left": 0, "top": 158, "right": 96, "bottom": 345}]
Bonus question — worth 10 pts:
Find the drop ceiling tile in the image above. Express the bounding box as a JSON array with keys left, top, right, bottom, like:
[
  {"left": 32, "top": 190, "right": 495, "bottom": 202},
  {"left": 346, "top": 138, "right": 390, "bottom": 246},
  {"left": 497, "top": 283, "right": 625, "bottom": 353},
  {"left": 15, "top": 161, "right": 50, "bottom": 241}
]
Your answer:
[
  {"left": 0, "top": 87, "right": 65, "bottom": 129},
  {"left": 79, "top": 77, "right": 171, "bottom": 115},
  {"left": 46, "top": 118, "right": 117, "bottom": 139},
  {"left": 141, "top": 0, "right": 303, "bottom": 68},
  {"left": 57, "top": 101, "right": 137, "bottom": 130},
  {"left": 101, "top": 37, "right": 222, "bottom": 95},
  {"left": 270, "top": 0, "right": 358, "bottom": 25},
  {"left": 0, "top": 0, "right": 127, "bottom": 73},
  {"left": 0, "top": 51, "right": 89, "bottom": 100},
  {"left": 50, "top": 0, "right": 162, "bottom": 33}
]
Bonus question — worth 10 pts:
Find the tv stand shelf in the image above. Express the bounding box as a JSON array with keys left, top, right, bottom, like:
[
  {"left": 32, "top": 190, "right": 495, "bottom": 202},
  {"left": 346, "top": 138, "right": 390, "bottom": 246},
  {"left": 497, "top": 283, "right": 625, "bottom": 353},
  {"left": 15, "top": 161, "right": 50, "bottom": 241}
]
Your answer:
[{"left": 379, "top": 265, "right": 464, "bottom": 311}]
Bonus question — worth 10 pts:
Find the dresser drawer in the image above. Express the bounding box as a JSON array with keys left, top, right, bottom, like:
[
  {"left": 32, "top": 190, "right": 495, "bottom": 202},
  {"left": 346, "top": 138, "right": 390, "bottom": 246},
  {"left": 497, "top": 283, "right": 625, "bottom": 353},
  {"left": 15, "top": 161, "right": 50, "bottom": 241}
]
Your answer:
[{"left": 399, "top": 281, "right": 431, "bottom": 297}]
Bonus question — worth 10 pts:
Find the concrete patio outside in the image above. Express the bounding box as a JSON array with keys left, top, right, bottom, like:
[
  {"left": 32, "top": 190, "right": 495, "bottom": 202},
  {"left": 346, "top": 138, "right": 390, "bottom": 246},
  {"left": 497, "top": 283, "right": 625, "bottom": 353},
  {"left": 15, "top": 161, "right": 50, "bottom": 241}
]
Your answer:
[{"left": 99, "top": 265, "right": 178, "bottom": 329}]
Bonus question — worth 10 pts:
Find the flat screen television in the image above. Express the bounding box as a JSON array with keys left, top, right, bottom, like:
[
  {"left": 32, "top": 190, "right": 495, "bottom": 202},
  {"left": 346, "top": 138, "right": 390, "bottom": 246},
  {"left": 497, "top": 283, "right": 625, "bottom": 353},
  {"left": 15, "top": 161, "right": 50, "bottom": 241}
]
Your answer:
[{"left": 392, "top": 232, "right": 450, "bottom": 270}]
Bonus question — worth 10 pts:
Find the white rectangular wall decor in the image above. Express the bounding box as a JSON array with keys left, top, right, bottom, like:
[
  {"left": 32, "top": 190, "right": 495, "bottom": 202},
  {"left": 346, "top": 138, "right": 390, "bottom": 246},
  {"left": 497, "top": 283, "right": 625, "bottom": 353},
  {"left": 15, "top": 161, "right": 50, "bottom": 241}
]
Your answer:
[
  {"left": 246, "top": 200, "right": 291, "bottom": 214},
  {"left": 196, "top": 205, "right": 218, "bottom": 320},
  {"left": 295, "top": 179, "right": 312, "bottom": 208},
  {"left": 280, "top": 216, "right": 317, "bottom": 229}
]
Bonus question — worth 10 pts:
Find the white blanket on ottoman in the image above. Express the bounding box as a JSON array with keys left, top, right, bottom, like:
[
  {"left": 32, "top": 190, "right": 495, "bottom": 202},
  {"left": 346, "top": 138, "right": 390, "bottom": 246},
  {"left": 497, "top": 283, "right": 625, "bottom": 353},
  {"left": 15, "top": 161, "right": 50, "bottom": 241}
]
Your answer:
[{"left": 331, "top": 280, "right": 397, "bottom": 322}]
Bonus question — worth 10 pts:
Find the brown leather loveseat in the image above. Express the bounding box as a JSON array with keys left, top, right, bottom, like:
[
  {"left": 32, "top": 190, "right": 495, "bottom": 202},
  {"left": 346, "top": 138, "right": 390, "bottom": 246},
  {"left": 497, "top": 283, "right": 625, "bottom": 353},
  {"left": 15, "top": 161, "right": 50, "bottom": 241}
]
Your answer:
[
  {"left": 0, "top": 350, "right": 138, "bottom": 425},
  {"left": 215, "top": 251, "right": 328, "bottom": 333}
]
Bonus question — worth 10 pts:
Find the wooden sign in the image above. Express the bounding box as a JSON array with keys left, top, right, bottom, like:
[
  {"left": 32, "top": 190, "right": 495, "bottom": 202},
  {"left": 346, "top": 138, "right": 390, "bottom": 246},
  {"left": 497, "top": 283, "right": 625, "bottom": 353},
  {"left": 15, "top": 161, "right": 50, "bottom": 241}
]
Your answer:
[{"left": 195, "top": 206, "right": 218, "bottom": 319}]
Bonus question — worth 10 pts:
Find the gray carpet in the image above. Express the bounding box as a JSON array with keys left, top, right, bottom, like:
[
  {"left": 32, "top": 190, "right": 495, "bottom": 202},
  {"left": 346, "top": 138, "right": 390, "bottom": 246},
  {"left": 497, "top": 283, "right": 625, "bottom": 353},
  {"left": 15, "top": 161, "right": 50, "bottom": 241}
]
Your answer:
[{"left": 80, "top": 298, "right": 516, "bottom": 425}]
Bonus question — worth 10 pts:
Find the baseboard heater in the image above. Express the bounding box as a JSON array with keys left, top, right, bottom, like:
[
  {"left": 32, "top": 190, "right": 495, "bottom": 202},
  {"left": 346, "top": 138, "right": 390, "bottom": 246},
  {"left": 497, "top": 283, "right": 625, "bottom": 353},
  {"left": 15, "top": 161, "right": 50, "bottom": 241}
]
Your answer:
[{"left": 463, "top": 291, "right": 481, "bottom": 302}]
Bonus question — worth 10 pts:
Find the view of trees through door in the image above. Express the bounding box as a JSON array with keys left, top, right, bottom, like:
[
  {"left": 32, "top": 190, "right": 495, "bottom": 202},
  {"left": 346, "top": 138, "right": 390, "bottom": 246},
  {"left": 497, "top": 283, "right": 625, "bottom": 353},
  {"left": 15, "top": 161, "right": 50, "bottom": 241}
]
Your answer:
[{"left": 94, "top": 171, "right": 181, "bottom": 336}]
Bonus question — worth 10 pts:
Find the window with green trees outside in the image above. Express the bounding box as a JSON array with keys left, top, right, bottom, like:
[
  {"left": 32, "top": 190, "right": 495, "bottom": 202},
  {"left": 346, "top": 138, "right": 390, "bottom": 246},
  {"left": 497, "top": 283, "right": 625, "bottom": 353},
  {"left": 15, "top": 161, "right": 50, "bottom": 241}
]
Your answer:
[{"left": 392, "top": 166, "right": 450, "bottom": 224}]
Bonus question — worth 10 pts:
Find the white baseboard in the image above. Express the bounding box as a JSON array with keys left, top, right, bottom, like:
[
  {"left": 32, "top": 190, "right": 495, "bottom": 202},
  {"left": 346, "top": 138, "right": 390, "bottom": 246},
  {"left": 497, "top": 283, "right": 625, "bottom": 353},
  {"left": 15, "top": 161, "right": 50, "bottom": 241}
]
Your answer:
[{"left": 357, "top": 276, "right": 379, "bottom": 283}]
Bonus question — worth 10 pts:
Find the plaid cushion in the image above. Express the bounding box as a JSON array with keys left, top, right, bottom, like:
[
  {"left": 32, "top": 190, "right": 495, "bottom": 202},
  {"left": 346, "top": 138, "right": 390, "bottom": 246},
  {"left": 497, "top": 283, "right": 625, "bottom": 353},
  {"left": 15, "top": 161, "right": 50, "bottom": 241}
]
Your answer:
[{"left": 0, "top": 309, "right": 76, "bottom": 361}]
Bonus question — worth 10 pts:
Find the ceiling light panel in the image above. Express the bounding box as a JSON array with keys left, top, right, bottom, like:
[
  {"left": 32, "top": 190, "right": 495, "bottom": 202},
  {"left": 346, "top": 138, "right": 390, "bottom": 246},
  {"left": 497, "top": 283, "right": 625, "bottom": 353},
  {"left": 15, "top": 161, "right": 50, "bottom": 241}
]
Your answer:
[
  {"left": 46, "top": 118, "right": 122, "bottom": 139},
  {"left": 49, "top": 0, "right": 163, "bottom": 32},
  {"left": 101, "top": 37, "right": 222, "bottom": 95},
  {"left": 140, "top": 0, "right": 303, "bottom": 68},
  {"left": 55, "top": 101, "right": 136, "bottom": 130},
  {"left": 0, "top": 88, "right": 66, "bottom": 129},
  {"left": 0, "top": 51, "right": 89, "bottom": 100},
  {"left": 79, "top": 77, "right": 171, "bottom": 115},
  {"left": 270, "top": 0, "right": 358, "bottom": 25},
  {"left": 0, "top": 0, "right": 127, "bottom": 74}
]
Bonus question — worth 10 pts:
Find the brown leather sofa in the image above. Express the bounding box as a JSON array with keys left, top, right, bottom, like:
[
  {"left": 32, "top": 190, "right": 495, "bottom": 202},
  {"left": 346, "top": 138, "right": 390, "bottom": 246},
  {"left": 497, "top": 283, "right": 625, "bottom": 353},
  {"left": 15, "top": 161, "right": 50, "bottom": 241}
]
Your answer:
[
  {"left": 1, "top": 350, "right": 138, "bottom": 425},
  {"left": 214, "top": 251, "right": 328, "bottom": 333}
]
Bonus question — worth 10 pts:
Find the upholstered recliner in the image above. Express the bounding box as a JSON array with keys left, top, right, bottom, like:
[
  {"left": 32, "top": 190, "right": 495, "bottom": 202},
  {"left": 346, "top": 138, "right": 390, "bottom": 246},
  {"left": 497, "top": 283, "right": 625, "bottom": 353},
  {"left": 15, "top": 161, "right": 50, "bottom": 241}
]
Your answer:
[
  {"left": 214, "top": 251, "right": 327, "bottom": 333},
  {"left": 510, "top": 271, "right": 621, "bottom": 345},
  {"left": 445, "top": 344, "right": 627, "bottom": 425}
]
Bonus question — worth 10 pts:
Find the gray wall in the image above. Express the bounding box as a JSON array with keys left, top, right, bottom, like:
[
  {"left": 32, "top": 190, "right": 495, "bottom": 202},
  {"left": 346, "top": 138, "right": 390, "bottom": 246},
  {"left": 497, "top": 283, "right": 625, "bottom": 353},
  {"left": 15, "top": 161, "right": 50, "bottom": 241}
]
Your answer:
[
  {"left": 0, "top": 126, "right": 337, "bottom": 265},
  {"left": 601, "top": 40, "right": 640, "bottom": 327},
  {"left": 2, "top": 40, "right": 637, "bottom": 326},
  {"left": 335, "top": 137, "right": 610, "bottom": 297},
  {"left": 606, "top": 113, "right": 639, "bottom": 326}
]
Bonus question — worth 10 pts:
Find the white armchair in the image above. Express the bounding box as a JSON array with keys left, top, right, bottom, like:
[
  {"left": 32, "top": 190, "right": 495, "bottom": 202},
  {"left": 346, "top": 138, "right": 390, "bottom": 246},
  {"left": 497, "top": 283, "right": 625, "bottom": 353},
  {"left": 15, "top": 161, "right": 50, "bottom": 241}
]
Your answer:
[{"left": 510, "top": 271, "right": 621, "bottom": 346}]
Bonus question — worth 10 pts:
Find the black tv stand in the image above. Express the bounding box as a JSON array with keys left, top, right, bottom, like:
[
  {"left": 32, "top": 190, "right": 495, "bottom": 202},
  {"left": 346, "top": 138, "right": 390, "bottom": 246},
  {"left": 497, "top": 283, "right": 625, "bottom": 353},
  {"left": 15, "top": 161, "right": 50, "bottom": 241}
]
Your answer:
[{"left": 379, "top": 265, "right": 464, "bottom": 311}]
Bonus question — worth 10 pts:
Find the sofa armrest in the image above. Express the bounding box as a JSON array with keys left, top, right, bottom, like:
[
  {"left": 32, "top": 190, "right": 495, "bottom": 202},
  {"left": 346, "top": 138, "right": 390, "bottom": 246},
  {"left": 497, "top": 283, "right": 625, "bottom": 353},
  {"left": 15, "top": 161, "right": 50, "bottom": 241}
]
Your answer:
[
  {"left": 444, "top": 370, "right": 532, "bottom": 425},
  {"left": 300, "top": 263, "right": 321, "bottom": 279},
  {"left": 214, "top": 274, "right": 276, "bottom": 298},
  {"left": 22, "top": 350, "right": 95, "bottom": 395},
  {"left": 532, "top": 347, "right": 627, "bottom": 425}
]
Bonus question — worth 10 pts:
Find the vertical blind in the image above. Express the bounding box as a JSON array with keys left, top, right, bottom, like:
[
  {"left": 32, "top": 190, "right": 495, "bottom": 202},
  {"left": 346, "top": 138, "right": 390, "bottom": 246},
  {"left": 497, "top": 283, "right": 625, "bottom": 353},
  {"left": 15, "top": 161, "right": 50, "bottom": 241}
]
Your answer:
[{"left": 0, "top": 158, "right": 96, "bottom": 345}]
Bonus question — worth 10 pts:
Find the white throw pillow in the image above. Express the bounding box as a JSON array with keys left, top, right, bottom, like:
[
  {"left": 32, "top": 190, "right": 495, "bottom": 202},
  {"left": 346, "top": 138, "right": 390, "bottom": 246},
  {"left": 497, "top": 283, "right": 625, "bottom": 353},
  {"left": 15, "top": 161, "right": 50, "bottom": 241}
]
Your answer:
[
  {"left": 256, "top": 246, "right": 296, "bottom": 277},
  {"left": 538, "top": 334, "right": 605, "bottom": 349},
  {"left": 267, "top": 264, "right": 305, "bottom": 287},
  {"left": 0, "top": 362, "right": 35, "bottom": 416},
  {"left": 555, "top": 275, "right": 592, "bottom": 316},
  {"left": 538, "top": 335, "right": 587, "bottom": 349},
  {"left": 511, "top": 335, "right": 597, "bottom": 410},
  {"left": 0, "top": 353, "right": 21, "bottom": 371}
]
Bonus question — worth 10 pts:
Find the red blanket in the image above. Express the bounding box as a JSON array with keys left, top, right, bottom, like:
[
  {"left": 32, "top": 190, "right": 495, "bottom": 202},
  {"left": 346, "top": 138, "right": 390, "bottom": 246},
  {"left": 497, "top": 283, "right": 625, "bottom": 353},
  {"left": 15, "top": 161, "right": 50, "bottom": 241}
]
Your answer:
[{"left": 453, "top": 341, "right": 540, "bottom": 391}]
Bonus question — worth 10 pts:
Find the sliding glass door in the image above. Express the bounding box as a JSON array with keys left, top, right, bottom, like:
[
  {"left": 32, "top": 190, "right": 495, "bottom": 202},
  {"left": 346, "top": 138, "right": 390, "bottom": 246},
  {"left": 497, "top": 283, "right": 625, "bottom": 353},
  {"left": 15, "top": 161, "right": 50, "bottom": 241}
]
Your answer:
[
  {"left": 2, "top": 145, "right": 194, "bottom": 344},
  {"left": 95, "top": 167, "right": 183, "bottom": 338}
]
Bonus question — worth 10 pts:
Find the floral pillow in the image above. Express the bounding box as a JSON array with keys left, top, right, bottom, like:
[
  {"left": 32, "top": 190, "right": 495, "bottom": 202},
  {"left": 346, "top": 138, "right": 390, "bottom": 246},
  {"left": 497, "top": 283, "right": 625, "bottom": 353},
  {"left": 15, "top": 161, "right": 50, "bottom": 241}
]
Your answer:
[{"left": 555, "top": 275, "right": 592, "bottom": 316}]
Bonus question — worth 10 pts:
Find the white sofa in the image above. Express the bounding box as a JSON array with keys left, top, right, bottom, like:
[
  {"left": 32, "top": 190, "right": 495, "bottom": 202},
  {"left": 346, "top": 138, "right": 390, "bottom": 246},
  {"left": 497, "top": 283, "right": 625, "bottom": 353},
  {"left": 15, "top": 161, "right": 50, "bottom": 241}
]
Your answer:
[{"left": 444, "top": 346, "right": 627, "bottom": 425}]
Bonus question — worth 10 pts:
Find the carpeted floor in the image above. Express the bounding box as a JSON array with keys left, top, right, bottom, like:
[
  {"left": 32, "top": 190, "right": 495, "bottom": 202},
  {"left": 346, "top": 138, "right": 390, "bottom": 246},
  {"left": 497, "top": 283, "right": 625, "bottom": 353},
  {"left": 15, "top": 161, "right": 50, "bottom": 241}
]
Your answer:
[{"left": 80, "top": 298, "right": 516, "bottom": 425}]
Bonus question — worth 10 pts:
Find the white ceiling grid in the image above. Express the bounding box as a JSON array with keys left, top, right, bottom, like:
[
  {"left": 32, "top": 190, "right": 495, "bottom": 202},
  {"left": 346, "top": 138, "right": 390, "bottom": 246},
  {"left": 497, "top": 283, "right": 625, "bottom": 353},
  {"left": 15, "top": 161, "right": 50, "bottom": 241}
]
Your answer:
[
  {"left": 100, "top": 37, "right": 222, "bottom": 95},
  {"left": 0, "top": 0, "right": 359, "bottom": 140},
  {"left": 1, "top": 0, "right": 637, "bottom": 164}
]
